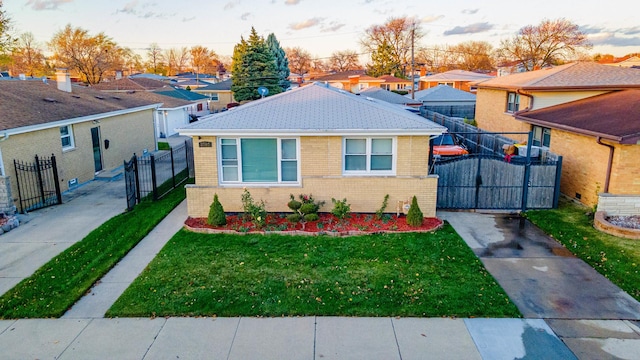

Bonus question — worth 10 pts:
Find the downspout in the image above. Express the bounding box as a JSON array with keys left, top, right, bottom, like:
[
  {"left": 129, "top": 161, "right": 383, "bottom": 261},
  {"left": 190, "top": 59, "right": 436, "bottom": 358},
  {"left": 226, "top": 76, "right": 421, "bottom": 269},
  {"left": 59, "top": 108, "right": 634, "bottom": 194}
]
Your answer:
[
  {"left": 596, "top": 137, "right": 614, "bottom": 193},
  {"left": 515, "top": 89, "right": 534, "bottom": 115}
]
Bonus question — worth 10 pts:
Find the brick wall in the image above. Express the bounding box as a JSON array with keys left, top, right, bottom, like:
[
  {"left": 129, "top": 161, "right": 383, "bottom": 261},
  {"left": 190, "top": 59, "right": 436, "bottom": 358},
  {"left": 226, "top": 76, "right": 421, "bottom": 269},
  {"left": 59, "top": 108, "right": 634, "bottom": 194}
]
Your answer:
[
  {"left": 187, "top": 135, "right": 439, "bottom": 218},
  {"left": 609, "top": 144, "right": 640, "bottom": 195},
  {"left": 0, "top": 176, "right": 14, "bottom": 214},
  {"left": 475, "top": 89, "right": 531, "bottom": 143},
  {"left": 597, "top": 194, "right": 640, "bottom": 216}
]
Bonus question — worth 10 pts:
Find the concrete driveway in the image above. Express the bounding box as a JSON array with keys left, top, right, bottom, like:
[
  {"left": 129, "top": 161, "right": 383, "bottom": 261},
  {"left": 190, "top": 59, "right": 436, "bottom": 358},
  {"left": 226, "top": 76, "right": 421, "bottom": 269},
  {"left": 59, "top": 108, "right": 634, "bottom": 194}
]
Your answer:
[
  {"left": 0, "top": 178, "right": 126, "bottom": 296},
  {"left": 439, "top": 211, "right": 640, "bottom": 320}
]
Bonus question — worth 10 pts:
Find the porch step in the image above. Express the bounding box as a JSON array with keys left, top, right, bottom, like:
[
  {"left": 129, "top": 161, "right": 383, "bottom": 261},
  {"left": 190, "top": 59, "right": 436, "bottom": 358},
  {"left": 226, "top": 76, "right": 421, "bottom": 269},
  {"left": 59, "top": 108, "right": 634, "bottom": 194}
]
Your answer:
[{"left": 95, "top": 166, "right": 123, "bottom": 181}]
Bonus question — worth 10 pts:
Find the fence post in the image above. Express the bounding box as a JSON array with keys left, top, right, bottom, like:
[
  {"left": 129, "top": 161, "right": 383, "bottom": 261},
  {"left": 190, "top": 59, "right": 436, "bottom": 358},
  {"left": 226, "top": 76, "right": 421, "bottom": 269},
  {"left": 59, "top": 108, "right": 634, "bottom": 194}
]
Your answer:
[
  {"left": 34, "top": 155, "right": 47, "bottom": 207},
  {"left": 150, "top": 153, "right": 158, "bottom": 201},
  {"left": 552, "top": 156, "right": 563, "bottom": 208},
  {"left": 13, "top": 160, "right": 25, "bottom": 213},
  {"left": 133, "top": 154, "right": 141, "bottom": 203},
  {"left": 521, "top": 131, "right": 534, "bottom": 212},
  {"left": 170, "top": 146, "right": 176, "bottom": 189},
  {"left": 184, "top": 140, "right": 191, "bottom": 178},
  {"left": 50, "top": 154, "right": 62, "bottom": 205}
]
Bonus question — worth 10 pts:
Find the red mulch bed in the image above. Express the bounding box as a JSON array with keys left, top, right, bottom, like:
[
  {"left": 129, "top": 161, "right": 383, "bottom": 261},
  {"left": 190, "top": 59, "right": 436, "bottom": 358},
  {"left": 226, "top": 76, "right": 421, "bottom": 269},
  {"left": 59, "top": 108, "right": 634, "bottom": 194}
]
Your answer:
[{"left": 185, "top": 213, "right": 443, "bottom": 235}]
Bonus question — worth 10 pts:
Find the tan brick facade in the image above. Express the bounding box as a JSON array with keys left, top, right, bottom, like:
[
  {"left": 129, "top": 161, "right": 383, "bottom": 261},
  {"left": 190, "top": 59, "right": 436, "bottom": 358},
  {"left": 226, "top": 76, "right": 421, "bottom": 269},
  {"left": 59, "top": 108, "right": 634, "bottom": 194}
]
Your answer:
[
  {"left": 475, "top": 89, "right": 531, "bottom": 143},
  {"left": 0, "top": 109, "right": 155, "bottom": 207},
  {"left": 187, "top": 135, "right": 439, "bottom": 218}
]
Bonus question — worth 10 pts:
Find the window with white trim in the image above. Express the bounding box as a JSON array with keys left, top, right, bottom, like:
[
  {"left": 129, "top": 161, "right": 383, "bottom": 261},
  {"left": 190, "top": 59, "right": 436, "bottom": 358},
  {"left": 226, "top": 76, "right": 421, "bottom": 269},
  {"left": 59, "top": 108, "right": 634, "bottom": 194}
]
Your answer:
[
  {"left": 506, "top": 92, "right": 520, "bottom": 113},
  {"left": 60, "top": 125, "right": 75, "bottom": 150},
  {"left": 343, "top": 137, "right": 394, "bottom": 174},
  {"left": 219, "top": 138, "right": 298, "bottom": 183},
  {"left": 532, "top": 125, "right": 551, "bottom": 147},
  {"left": 210, "top": 93, "right": 219, "bottom": 101}
]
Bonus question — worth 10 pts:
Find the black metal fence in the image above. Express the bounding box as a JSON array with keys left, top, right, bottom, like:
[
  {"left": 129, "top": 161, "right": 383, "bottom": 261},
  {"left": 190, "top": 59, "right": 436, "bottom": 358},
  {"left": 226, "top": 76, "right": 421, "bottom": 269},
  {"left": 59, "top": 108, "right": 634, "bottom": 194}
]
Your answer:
[
  {"left": 124, "top": 140, "right": 193, "bottom": 211},
  {"left": 13, "top": 154, "right": 62, "bottom": 213}
]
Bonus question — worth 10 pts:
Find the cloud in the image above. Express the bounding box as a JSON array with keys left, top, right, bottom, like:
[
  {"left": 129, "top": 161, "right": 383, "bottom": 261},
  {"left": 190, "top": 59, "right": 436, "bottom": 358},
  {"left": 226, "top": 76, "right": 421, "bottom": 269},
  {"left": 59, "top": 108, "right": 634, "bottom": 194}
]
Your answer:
[
  {"left": 321, "top": 22, "right": 346, "bottom": 32},
  {"left": 579, "top": 25, "right": 605, "bottom": 35},
  {"left": 618, "top": 26, "right": 640, "bottom": 35},
  {"left": 116, "top": 0, "right": 139, "bottom": 15},
  {"left": 26, "top": 0, "right": 72, "bottom": 10},
  {"left": 288, "top": 17, "right": 324, "bottom": 30},
  {"left": 182, "top": 16, "right": 196, "bottom": 22},
  {"left": 285, "top": 0, "right": 301, "bottom": 4},
  {"left": 421, "top": 15, "right": 444, "bottom": 23},
  {"left": 224, "top": 0, "right": 240, "bottom": 10},
  {"left": 240, "top": 12, "right": 252, "bottom": 20},
  {"left": 589, "top": 33, "right": 640, "bottom": 47},
  {"left": 443, "top": 22, "right": 494, "bottom": 35},
  {"left": 461, "top": 9, "right": 478, "bottom": 14}
]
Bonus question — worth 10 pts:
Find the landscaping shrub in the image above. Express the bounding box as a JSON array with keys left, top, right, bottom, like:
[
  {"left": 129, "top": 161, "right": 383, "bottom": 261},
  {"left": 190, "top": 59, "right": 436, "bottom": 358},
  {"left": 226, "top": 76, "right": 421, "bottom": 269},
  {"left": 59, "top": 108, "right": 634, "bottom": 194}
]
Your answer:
[
  {"left": 376, "top": 194, "right": 390, "bottom": 220},
  {"left": 241, "top": 189, "right": 267, "bottom": 229},
  {"left": 331, "top": 198, "right": 351, "bottom": 220},
  {"left": 406, "top": 196, "right": 424, "bottom": 227},
  {"left": 207, "top": 194, "right": 226, "bottom": 226},
  {"left": 287, "top": 194, "right": 324, "bottom": 223}
]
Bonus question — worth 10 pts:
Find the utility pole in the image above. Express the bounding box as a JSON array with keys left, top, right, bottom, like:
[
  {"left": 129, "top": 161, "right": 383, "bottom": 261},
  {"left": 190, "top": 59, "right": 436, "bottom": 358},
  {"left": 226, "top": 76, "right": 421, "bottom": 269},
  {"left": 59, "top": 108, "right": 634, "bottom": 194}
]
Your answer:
[{"left": 410, "top": 25, "right": 415, "bottom": 99}]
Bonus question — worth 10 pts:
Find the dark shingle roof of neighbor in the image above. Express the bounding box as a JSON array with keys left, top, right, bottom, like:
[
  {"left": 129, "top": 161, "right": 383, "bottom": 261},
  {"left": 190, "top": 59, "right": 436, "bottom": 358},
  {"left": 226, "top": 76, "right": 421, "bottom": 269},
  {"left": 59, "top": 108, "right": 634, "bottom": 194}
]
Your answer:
[
  {"left": 0, "top": 81, "right": 163, "bottom": 131},
  {"left": 358, "top": 87, "right": 421, "bottom": 105},
  {"left": 90, "top": 77, "right": 169, "bottom": 91},
  {"left": 515, "top": 89, "right": 640, "bottom": 144},
  {"left": 196, "top": 79, "right": 233, "bottom": 91}
]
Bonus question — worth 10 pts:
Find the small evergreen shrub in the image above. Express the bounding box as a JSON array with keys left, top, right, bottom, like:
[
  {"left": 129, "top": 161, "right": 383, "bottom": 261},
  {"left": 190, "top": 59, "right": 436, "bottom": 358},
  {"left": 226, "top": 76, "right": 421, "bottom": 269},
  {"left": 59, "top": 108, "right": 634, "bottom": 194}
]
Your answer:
[
  {"left": 376, "top": 194, "right": 390, "bottom": 220},
  {"left": 406, "top": 196, "right": 424, "bottom": 227},
  {"left": 287, "top": 194, "right": 324, "bottom": 222},
  {"left": 286, "top": 213, "right": 301, "bottom": 223},
  {"left": 331, "top": 198, "right": 351, "bottom": 220},
  {"left": 207, "top": 194, "right": 227, "bottom": 226},
  {"left": 303, "top": 213, "right": 319, "bottom": 222}
]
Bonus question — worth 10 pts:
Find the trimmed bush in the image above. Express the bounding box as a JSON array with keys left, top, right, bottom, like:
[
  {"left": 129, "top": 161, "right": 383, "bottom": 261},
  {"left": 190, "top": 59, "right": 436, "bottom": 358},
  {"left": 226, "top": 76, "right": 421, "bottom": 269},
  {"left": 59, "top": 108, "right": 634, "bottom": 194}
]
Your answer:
[
  {"left": 406, "top": 196, "right": 424, "bottom": 227},
  {"left": 331, "top": 198, "right": 351, "bottom": 220},
  {"left": 287, "top": 213, "right": 301, "bottom": 223},
  {"left": 207, "top": 194, "right": 227, "bottom": 226},
  {"left": 303, "top": 213, "right": 319, "bottom": 222}
]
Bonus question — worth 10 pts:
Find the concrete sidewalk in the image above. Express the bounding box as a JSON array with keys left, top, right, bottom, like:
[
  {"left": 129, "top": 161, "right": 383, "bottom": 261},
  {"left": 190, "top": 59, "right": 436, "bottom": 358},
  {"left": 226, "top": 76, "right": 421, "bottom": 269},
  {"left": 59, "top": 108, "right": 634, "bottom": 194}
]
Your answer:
[
  {"left": 0, "top": 178, "right": 126, "bottom": 296},
  {"left": 0, "top": 316, "right": 602, "bottom": 359}
]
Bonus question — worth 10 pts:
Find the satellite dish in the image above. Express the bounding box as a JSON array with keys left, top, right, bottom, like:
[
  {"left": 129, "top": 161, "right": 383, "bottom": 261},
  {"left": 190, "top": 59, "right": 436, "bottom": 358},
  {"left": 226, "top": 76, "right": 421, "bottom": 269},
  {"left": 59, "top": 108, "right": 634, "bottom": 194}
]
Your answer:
[{"left": 257, "top": 86, "right": 269, "bottom": 98}]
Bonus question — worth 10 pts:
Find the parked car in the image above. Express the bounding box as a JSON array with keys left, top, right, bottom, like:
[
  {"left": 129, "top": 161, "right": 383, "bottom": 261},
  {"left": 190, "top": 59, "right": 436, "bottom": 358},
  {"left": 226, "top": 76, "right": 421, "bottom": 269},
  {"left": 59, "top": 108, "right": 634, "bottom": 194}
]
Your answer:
[{"left": 432, "top": 133, "right": 469, "bottom": 159}]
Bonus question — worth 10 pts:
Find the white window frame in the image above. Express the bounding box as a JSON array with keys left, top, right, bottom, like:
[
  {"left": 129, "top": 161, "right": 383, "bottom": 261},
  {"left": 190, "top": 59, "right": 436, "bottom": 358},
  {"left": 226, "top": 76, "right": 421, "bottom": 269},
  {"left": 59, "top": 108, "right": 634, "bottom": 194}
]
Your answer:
[
  {"left": 342, "top": 137, "right": 396, "bottom": 176},
  {"left": 217, "top": 137, "right": 300, "bottom": 186},
  {"left": 532, "top": 125, "right": 551, "bottom": 148},
  {"left": 506, "top": 92, "right": 520, "bottom": 113},
  {"left": 209, "top": 93, "right": 219, "bottom": 101},
  {"left": 60, "top": 125, "right": 75, "bottom": 150}
]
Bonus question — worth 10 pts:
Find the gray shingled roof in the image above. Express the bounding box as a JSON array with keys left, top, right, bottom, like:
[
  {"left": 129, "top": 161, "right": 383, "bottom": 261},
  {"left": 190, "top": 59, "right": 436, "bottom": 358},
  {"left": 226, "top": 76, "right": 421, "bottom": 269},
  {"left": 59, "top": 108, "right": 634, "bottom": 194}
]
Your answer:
[
  {"left": 196, "top": 79, "right": 232, "bottom": 91},
  {"left": 358, "top": 87, "right": 421, "bottom": 105},
  {"left": 421, "top": 70, "right": 493, "bottom": 82},
  {"left": 0, "top": 81, "right": 162, "bottom": 132},
  {"left": 477, "top": 62, "right": 640, "bottom": 90},
  {"left": 179, "top": 83, "right": 446, "bottom": 136},
  {"left": 411, "top": 85, "right": 477, "bottom": 102}
]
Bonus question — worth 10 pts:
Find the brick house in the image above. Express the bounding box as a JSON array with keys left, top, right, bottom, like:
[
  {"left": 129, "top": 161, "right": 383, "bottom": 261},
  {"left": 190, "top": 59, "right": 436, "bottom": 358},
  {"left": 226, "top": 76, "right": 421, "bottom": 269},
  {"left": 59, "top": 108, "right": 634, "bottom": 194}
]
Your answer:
[
  {"left": 474, "top": 62, "right": 640, "bottom": 207},
  {"left": 312, "top": 71, "right": 384, "bottom": 93},
  {"left": 178, "top": 83, "right": 446, "bottom": 218},
  {"left": 419, "top": 70, "right": 493, "bottom": 93},
  {"left": 0, "top": 72, "right": 162, "bottom": 212},
  {"left": 193, "top": 79, "right": 237, "bottom": 112},
  {"left": 377, "top": 75, "right": 412, "bottom": 92}
]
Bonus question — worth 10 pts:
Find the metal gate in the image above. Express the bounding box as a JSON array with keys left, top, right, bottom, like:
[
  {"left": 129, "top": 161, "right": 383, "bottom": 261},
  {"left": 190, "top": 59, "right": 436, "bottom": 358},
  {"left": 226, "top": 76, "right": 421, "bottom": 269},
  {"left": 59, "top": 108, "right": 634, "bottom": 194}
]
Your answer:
[
  {"left": 433, "top": 155, "right": 562, "bottom": 210},
  {"left": 13, "top": 154, "right": 62, "bottom": 213},
  {"left": 124, "top": 154, "right": 139, "bottom": 211}
]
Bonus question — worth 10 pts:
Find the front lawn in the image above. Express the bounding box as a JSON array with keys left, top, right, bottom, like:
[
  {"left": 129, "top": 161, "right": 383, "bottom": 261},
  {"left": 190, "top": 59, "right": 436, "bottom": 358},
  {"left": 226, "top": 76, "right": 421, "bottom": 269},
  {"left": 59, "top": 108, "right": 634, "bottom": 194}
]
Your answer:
[
  {"left": 108, "top": 224, "right": 520, "bottom": 318},
  {"left": 526, "top": 200, "right": 640, "bottom": 301}
]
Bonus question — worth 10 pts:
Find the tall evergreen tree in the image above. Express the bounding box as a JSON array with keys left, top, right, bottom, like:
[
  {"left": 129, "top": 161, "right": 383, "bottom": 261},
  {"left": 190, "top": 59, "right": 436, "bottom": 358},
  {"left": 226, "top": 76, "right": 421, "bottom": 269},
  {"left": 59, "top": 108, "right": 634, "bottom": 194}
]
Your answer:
[
  {"left": 367, "top": 40, "right": 402, "bottom": 78},
  {"left": 231, "top": 27, "right": 281, "bottom": 102},
  {"left": 266, "top": 33, "right": 290, "bottom": 91}
]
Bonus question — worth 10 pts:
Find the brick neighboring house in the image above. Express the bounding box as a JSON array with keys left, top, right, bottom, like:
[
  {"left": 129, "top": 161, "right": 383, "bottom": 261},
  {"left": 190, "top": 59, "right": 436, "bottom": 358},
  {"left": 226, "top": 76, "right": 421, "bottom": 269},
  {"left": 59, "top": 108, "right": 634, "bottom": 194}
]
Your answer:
[
  {"left": 193, "top": 79, "right": 237, "bottom": 112},
  {"left": 313, "top": 71, "right": 384, "bottom": 93},
  {"left": 0, "top": 72, "right": 162, "bottom": 212},
  {"left": 419, "top": 70, "right": 493, "bottom": 92},
  {"left": 377, "top": 75, "right": 412, "bottom": 92},
  {"left": 178, "top": 83, "right": 446, "bottom": 218},
  {"left": 474, "top": 62, "right": 640, "bottom": 207}
]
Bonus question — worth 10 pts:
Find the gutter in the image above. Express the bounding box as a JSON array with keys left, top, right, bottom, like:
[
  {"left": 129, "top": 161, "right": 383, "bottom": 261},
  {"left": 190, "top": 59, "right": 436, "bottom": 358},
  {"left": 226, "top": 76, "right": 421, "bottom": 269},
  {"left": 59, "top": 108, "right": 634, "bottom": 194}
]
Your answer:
[
  {"left": 596, "top": 137, "right": 615, "bottom": 193},
  {"left": 513, "top": 89, "right": 534, "bottom": 115}
]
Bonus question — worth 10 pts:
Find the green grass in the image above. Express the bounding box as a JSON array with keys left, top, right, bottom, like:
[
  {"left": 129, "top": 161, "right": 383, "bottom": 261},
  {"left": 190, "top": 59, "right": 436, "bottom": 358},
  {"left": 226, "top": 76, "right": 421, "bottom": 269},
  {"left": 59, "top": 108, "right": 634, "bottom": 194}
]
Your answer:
[
  {"left": 526, "top": 200, "right": 640, "bottom": 301},
  {"left": 157, "top": 141, "right": 171, "bottom": 151},
  {"left": 0, "top": 180, "right": 191, "bottom": 319},
  {"left": 108, "top": 224, "right": 520, "bottom": 318}
]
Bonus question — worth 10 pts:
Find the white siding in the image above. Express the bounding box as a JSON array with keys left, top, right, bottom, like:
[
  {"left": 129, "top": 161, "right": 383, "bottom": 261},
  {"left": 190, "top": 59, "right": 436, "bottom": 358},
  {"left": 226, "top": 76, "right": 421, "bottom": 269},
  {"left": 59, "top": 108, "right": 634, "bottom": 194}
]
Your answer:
[{"left": 531, "top": 91, "right": 609, "bottom": 110}]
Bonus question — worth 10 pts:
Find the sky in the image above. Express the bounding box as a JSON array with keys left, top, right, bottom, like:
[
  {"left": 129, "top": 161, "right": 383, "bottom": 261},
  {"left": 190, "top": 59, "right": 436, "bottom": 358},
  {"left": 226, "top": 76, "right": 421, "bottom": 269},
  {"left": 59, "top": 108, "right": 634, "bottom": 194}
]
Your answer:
[{"left": 4, "top": 0, "right": 640, "bottom": 62}]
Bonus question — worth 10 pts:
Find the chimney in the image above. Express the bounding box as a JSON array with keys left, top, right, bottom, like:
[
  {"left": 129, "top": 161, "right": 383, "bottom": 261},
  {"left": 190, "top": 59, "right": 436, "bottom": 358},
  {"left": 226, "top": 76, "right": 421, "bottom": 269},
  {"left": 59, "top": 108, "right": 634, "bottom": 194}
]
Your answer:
[
  {"left": 115, "top": 70, "right": 123, "bottom": 80},
  {"left": 420, "top": 67, "right": 426, "bottom": 77},
  {"left": 56, "top": 69, "right": 72, "bottom": 92}
]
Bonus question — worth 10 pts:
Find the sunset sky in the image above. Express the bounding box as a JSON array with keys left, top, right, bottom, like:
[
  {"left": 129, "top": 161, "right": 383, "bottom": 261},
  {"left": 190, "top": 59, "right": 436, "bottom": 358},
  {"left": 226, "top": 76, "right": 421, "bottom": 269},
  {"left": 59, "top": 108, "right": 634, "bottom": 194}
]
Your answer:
[{"left": 5, "top": 0, "right": 640, "bottom": 60}]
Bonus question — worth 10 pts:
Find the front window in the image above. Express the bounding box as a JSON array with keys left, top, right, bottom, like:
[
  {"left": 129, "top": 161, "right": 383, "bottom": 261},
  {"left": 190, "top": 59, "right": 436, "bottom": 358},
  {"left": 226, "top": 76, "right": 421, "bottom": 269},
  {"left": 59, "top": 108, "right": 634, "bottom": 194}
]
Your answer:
[
  {"left": 532, "top": 126, "right": 551, "bottom": 147},
  {"left": 344, "top": 137, "right": 394, "bottom": 174},
  {"left": 210, "top": 93, "right": 219, "bottom": 101},
  {"left": 219, "top": 138, "right": 298, "bottom": 184},
  {"left": 60, "top": 125, "right": 75, "bottom": 150},
  {"left": 438, "top": 82, "right": 454, "bottom": 87},
  {"left": 507, "top": 92, "right": 520, "bottom": 112},
  {"left": 380, "top": 84, "right": 391, "bottom": 90}
]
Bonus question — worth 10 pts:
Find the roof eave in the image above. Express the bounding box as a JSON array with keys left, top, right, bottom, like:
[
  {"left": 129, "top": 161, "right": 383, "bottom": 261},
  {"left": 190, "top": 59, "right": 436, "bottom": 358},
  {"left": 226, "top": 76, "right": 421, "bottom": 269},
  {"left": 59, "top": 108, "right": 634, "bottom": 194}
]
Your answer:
[
  {"left": 178, "top": 128, "right": 446, "bottom": 137},
  {"left": 515, "top": 114, "right": 625, "bottom": 144}
]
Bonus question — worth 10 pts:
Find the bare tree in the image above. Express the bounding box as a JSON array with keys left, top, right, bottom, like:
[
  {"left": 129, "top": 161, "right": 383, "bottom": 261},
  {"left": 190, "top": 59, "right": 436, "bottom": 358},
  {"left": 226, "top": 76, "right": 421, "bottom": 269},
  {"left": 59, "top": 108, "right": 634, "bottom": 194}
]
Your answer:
[
  {"left": 329, "top": 50, "right": 360, "bottom": 72},
  {"left": 285, "top": 47, "right": 312, "bottom": 75},
  {"left": 416, "top": 45, "right": 458, "bottom": 73},
  {"left": 10, "top": 32, "right": 48, "bottom": 76},
  {"left": 496, "top": 18, "right": 591, "bottom": 71},
  {"left": 146, "top": 42, "right": 164, "bottom": 74},
  {"left": 190, "top": 45, "right": 218, "bottom": 75},
  {"left": 360, "top": 16, "right": 423, "bottom": 77},
  {"left": 49, "top": 24, "right": 119, "bottom": 84},
  {"left": 449, "top": 41, "right": 494, "bottom": 72}
]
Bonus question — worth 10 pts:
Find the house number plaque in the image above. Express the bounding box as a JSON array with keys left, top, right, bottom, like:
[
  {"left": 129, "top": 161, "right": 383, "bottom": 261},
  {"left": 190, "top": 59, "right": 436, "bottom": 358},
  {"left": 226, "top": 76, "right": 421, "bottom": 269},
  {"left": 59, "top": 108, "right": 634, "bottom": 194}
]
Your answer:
[{"left": 199, "top": 141, "right": 212, "bottom": 148}]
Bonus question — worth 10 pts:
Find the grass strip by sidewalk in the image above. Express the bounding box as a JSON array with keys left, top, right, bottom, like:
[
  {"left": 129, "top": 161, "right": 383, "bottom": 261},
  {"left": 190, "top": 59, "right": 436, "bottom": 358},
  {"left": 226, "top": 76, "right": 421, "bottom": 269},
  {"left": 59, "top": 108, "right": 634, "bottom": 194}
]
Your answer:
[
  {"left": 108, "top": 223, "right": 521, "bottom": 318},
  {"left": 526, "top": 200, "right": 640, "bottom": 301},
  {"left": 0, "top": 181, "right": 189, "bottom": 319}
]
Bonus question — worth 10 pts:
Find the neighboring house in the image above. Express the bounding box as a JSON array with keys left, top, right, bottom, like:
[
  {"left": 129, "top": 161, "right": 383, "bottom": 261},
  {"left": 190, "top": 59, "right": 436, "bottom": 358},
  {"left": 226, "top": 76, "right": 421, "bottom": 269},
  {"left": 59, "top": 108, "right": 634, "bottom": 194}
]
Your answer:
[
  {"left": 358, "top": 87, "right": 422, "bottom": 107},
  {"left": 377, "top": 75, "right": 412, "bottom": 92},
  {"left": 170, "top": 79, "right": 213, "bottom": 90},
  {"left": 602, "top": 56, "right": 640, "bottom": 68},
  {"left": 514, "top": 90, "right": 640, "bottom": 208},
  {"left": 92, "top": 77, "right": 210, "bottom": 137},
  {"left": 0, "top": 72, "right": 161, "bottom": 212},
  {"left": 192, "top": 79, "right": 237, "bottom": 112},
  {"left": 419, "top": 70, "right": 493, "bottom": 92},
  {"left": 178, "top": 83, "right": 446, "bottom": 219},
  {"left": 129, "top": 73, "right": 170, "bottom": 81},
  {"left": 474, "top": 62, "right": 640, "bottom": 206},
  {"left": 313, "top": 71, "right": 384, "bottom": 93},
  {"left": 411, "top": 85, "right": 477, "bottom": 119}
]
